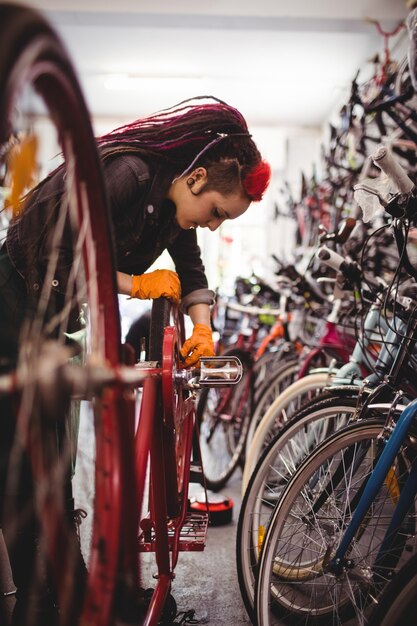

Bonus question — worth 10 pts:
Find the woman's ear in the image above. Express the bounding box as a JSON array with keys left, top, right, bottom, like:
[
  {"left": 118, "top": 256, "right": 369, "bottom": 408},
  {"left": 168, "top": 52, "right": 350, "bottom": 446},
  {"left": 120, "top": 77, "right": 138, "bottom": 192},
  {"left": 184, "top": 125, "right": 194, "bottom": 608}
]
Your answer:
[{"left": 188, "top": 167, "right": 208, "bottom": 194}]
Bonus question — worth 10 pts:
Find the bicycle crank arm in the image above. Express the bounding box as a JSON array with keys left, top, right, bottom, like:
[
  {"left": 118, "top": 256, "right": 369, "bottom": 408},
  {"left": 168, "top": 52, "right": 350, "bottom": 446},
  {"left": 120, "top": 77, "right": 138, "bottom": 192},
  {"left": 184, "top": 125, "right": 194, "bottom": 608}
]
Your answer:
[{"left": 198, "top": 356, "right": 243, "bottom": 386}]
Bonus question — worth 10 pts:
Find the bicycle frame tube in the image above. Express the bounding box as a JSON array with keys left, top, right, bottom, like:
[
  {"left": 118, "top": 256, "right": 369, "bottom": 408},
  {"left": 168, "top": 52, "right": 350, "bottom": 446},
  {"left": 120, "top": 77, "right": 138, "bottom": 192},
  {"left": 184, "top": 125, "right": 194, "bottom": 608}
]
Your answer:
[
  {"left": 367, "top": 319, "right": 408, "bottom": 384},
  {"left": 297, "top": 321, "right": 352, "bottom": 378},
  {"left": 255, "top": 317, "right": 287, "bottom": 359},
  {"left": 366, "top": 308, "right": 417, "bottom": 392},
  {"left": 330, "top": 397, "right": 417, "bottom": 572},
  {"left": 133, "top": 357, "right": 175, "bottom": 626},
  {"left": 170, "top": 398, "right": 195, "bottom": 570},
  {"left": 135, "top": 377, "right": 158, "bottom": 520},
  {"left": 136, "top": 320, "right": 207, "bottom": 626},
  {"left": 335, "top": 303, "right": 387, "bottom": 380}
]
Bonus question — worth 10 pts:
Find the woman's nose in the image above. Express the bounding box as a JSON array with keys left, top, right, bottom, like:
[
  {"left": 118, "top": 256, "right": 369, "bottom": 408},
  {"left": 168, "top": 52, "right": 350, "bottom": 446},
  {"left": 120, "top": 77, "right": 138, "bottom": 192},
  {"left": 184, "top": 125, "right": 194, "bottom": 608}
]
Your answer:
[{"left": 207, "top": 217, "right": 224, "bottom": 231}]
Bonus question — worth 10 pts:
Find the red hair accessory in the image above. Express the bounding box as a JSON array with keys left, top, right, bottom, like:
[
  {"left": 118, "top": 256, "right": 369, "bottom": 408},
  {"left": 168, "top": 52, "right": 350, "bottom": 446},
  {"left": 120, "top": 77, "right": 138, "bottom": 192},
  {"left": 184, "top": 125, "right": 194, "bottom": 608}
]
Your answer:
[{"left": 242, "top": 160, "right": 271, "bottom": 201}]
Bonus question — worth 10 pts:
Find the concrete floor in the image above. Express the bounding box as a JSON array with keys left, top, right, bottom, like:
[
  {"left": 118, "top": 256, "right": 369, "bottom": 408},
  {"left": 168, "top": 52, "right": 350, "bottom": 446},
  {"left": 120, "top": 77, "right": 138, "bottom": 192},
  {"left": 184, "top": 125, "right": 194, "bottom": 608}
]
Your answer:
[
  {"left": 162, "top": 473, "right": 253, "bottom": 625},
  {"left": 74, "top": 401, "right": 254, "bottom": 625}
]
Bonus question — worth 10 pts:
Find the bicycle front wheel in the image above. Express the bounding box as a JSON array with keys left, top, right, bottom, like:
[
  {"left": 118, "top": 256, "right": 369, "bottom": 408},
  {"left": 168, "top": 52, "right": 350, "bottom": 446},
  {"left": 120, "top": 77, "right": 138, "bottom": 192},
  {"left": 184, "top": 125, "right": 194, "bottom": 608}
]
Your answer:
[
  {"left": 243, "top": 371, "right": 332, "bottom": 489},
  {"left": 255, "top": 419, "right": 417, "bottom": 626},
  {"left": 237, "top": 392, "right": 358, "bottom": 621},
  {"left": 0, "top": 5, "right": 125, "bottom": 625}
]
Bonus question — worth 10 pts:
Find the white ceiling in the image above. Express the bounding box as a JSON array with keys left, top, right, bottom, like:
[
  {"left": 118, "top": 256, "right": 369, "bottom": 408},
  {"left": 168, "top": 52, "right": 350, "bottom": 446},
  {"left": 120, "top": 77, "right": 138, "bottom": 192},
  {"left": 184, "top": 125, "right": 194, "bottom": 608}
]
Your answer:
[{"left": 21, "top": 0, "right": 409, "bottom": 128}]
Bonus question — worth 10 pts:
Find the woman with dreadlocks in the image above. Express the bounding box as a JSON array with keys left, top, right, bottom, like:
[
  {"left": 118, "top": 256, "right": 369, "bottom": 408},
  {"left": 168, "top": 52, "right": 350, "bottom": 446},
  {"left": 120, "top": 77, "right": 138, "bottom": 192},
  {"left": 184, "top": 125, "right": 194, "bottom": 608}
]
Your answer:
[
  {"left": 0, "top": 96, "right": 270, "bottom": 624},
  {"left": 97, "top": 96, "right": 270, "bottom": 364},
  {"left": 6, "top": 96, "right": 270, "bottom": 367}
]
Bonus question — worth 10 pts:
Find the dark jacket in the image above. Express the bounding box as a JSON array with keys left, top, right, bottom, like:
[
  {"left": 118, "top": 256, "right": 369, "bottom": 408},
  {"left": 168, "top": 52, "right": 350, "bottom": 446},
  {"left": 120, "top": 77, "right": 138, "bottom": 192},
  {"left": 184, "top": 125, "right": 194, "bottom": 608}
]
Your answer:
[{"left": 6, "top": 151, "right": 214, "bottom": 312}]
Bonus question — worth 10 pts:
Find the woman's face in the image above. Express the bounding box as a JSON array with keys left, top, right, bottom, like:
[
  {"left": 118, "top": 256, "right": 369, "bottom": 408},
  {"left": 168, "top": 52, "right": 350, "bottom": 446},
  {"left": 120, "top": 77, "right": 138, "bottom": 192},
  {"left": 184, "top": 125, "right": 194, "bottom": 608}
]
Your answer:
[{"left": 169, "top": 167, "right": 251, "bottom": 231}]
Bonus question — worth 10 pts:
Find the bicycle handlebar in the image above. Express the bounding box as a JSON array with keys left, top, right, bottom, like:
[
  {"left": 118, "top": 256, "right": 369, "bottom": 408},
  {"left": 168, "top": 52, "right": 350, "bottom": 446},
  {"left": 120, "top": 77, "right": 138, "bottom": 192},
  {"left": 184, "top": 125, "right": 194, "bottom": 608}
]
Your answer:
[
  {"left": 317, "top": 245, "right": 362, "bottom": 285},
  {"left": 372, "top": 145, "right": 415, "bottom": 194},
  {"left": 317, "top": 246, "right": 345, "bottom": 272},
  {"left": 317, "top": 245, "right": 386, "bottom": 303},
  {"left": 319, "top": 217, "right": 357, "bottom": 245}
]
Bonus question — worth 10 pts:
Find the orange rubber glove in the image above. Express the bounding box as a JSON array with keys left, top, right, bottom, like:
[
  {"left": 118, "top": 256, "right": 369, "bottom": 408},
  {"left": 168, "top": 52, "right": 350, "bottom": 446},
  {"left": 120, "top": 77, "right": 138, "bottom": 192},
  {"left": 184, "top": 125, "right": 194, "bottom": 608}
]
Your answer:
[
  {"left": 180, "top": 323, "right": 215, "bottom": 368},
  {"left": 130, "top": 270, "right": 181, "bottom": 303}
]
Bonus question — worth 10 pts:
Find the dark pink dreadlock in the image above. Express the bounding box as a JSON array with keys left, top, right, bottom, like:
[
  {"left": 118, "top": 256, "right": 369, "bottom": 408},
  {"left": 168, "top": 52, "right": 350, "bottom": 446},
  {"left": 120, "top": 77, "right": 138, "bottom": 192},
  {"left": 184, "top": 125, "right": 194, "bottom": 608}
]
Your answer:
[{"left": 98, "top": 96, "right": 271, "bottom": 202}]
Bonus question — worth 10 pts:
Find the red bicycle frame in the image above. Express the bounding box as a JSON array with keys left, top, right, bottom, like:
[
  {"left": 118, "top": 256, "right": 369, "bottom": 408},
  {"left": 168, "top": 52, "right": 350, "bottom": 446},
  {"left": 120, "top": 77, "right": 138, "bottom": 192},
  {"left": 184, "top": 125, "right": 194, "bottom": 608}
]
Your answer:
[{"left": 132, "top": 306, "right": 241, "bottom": 626}]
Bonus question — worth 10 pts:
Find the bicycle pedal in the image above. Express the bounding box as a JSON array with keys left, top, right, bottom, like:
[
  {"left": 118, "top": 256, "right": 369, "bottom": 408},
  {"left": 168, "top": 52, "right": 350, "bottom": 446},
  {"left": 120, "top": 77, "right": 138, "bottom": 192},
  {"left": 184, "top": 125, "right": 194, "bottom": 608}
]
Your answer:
[{"left": 199, "top": 356, "right": 242, "bottom": 386}]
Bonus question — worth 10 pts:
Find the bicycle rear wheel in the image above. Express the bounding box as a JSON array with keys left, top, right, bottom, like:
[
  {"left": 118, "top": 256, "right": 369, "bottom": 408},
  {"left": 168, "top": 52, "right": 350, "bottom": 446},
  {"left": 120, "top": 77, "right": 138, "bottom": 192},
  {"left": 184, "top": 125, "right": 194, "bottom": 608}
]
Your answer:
[
  {"left": 196, "top": 347, "right": 252, "bottom": 491},
  {"left": 0, "top": 4, "right": 125, "bottom": 625}
]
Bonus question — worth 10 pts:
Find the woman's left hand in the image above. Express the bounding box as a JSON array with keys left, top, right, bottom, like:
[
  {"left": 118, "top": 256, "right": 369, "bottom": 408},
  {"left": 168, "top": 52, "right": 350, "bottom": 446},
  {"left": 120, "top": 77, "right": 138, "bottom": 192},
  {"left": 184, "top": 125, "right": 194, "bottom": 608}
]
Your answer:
[{"left": 179, "top": 323, "right": 215, "bottom": 368}]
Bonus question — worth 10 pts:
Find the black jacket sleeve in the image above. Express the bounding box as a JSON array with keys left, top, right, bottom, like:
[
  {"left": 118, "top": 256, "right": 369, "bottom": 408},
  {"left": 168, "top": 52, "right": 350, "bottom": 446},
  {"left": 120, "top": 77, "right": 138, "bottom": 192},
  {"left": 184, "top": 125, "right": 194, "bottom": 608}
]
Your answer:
[
  {"left": 168, "top": 230, "right": 215, "bottom": 313},
  {"left": 167, "top": 228, "right": 208, "bottom": 297}
]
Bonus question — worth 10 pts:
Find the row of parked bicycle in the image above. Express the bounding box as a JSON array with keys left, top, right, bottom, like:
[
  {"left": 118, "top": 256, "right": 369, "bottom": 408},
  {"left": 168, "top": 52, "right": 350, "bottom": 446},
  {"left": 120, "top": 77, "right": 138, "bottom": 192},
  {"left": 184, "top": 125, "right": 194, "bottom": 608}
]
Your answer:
[{"left": 195, "top": 11, "right": 417, "bottom": 626}]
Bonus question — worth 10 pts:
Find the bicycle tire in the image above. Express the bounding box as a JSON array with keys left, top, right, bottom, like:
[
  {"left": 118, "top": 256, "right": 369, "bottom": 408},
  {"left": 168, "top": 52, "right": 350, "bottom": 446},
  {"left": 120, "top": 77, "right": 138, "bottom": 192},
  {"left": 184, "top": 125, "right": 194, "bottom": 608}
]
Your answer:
[
  {"left": 149, "top": 298, "right": 172, "bottom": 362},
  {"left": 252, "top": 343, "right": 295, "bottom": 394},
  {"left": 147, "top": 298, "right": 195, "bottom": 513},
  {"left": 255, "top": 418, "right": 417, "bottom": 626},
  {"left": 243, "top": 372, "right": 333, "bottom": 491},
  {"left": 0, "top": 5, "right": 125, "bottom": 625},
  {"left": 196, "top": 347, "right": 252, "bottom": 491},
  {"left": 148, "top": 298, "right": 187, "bottom": 512},
  {"left": 394, "top": 56, "right": 412, "bottom": 98},
  {"left": 251, "top": 358, "right": 300, "bottom": 426},
  {"left": 237, "top": 391, "right": 359, "bottom": 622}
]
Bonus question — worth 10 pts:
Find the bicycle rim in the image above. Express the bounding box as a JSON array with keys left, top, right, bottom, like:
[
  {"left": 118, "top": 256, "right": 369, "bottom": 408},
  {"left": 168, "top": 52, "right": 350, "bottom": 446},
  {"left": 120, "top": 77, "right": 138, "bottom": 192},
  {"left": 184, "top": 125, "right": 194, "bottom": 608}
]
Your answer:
[
  {"left": 245, "top": 371, "right": 331, "bottom": 477},
  {"left": 0, "top": 5, "right": 124, "bottom": 625},
  {"left": 253, "top": 358, "right": 299, "bottom": 412}
]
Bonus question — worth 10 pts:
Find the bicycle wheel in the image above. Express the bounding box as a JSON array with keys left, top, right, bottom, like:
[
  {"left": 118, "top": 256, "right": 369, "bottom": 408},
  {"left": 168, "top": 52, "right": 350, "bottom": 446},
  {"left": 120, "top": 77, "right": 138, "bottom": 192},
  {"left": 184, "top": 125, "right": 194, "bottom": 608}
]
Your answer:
[
  {"left": 0, "top": 5, "right": 126, "bottom": 625},
  {"left": 367, "top": 551, "right": 417, "bottom": 626},
  {"left": 244, "top": 371, "right": 332, "bottom": 486},
  {"left": 149, "top": 298, "right": 173, "bottom": 362},
  {"left": 252, "top": 342, "right": 295, "bottom": 392},
  {"left": 237, "top": 391, "right": 358, "bottom": 621},
  {"left": 148, "top": 297, "right": 188, "bottom": 511},
  {"left": 196, "top": 347, "right": 252, "bottom": 491},
  {"left": 255, "top": 419, "right": 417, "bottom": 626},
  {"left": 252, "top": 358, "right": 300, "bottom": 425}
]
